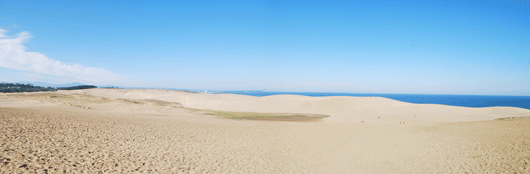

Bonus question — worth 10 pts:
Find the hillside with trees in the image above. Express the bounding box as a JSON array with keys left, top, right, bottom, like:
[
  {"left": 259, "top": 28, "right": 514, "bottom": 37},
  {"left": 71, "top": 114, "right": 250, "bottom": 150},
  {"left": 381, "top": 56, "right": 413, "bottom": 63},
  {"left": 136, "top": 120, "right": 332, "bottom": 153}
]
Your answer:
[{"left": 0, "top": 83, "right": 97, "bottom": 93}]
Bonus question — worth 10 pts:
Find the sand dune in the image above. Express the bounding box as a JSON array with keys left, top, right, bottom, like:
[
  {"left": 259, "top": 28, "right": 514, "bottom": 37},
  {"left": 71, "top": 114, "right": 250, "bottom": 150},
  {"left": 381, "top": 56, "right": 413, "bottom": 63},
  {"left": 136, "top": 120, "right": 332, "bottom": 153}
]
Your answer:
[
  {"left": 1, "top": 89, "right": 530, "bottom": 173},
  {"left": 63, "top": 89, "right": 530, "bottom": 123}
]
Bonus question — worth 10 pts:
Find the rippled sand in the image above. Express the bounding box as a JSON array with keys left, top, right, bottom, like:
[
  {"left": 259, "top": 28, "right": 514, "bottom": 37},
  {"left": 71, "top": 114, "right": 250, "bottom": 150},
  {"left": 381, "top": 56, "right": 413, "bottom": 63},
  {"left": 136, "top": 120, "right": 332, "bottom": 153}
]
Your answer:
[{"left": 1, "top": 90, "right": 529, "bottom": 173}]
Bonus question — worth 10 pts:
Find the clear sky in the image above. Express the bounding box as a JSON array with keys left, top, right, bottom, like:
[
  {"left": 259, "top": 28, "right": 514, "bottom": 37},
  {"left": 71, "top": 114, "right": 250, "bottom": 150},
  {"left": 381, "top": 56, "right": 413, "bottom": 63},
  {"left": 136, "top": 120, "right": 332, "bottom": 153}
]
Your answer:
[{"left": 1, "top": 0, "right": 529, "bottom": 95}]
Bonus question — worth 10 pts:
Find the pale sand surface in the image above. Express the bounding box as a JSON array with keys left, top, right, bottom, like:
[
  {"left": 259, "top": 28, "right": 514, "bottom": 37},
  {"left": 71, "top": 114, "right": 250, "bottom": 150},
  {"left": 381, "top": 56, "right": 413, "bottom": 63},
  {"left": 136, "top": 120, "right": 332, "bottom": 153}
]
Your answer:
[
  {"left": 1, "top": 89, "right": 530, "bottom": 173},
  {"left": 60, "top": 89, "right": 530, "bottom": 123}
]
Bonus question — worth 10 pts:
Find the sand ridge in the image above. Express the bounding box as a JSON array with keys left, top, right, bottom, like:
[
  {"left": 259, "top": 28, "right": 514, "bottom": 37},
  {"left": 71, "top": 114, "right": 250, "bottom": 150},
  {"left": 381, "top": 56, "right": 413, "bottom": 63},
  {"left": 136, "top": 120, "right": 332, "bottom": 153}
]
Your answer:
[
  {"left": 61, "top": 88, "right": 530, "bottom": 123},
  {"left": 1, "top": 89, "right": 530, "bottom": 173}
]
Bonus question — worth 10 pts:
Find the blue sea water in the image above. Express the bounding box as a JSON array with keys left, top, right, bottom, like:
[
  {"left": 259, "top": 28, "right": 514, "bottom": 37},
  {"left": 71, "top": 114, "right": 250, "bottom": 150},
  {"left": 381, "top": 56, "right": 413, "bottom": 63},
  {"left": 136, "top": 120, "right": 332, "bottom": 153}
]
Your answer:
[{"left": 212, "top": 91, "right": 530, "bottom": 109}]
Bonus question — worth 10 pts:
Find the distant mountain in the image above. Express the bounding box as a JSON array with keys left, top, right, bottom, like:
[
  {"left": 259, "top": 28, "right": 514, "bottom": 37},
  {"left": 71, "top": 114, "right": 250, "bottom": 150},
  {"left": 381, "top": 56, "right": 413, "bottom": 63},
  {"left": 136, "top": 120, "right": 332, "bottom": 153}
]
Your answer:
[{"left": 16, "top": 81, "right": 88, "bottom": 88}]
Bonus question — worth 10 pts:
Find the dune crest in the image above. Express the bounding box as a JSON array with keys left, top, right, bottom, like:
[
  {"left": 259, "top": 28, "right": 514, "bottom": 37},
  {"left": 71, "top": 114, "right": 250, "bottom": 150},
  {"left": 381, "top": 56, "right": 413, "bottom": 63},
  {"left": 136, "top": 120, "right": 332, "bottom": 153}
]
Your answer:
[{"left": 60, "top": 89, "right": 530, "bottom": 123}]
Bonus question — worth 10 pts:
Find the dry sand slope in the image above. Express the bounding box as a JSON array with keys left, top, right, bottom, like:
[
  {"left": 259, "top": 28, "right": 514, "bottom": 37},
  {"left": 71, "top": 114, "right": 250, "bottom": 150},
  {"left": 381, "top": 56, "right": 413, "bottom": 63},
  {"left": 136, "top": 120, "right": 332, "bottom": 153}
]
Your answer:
[
  {"left": 0, "top": 89, "right": 529, "bottom": 173},
  {"left": 63, "top": 89, "right": 530, "bottom": 123}
]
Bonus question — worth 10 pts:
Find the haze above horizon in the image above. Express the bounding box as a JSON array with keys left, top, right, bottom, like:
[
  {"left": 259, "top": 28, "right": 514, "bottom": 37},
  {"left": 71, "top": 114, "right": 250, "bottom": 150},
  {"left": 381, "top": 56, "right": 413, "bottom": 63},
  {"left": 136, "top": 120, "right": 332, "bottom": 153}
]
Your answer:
[{"left": 1, "top": 0, "right": 529, "bottom": 95}]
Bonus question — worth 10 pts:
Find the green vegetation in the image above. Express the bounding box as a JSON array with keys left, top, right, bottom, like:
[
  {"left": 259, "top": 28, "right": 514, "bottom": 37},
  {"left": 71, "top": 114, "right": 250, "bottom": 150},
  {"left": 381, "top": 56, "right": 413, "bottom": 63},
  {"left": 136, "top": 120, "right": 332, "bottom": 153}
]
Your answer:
[
  {"left": 0, "top": 82, "right": 97, "bottom": 93},
  {"left": 496, "top": 116, "right": 530, "bottom": 120},
  {"left": 60, "top": 85, "right": 97, "bottom": 90},
  {"left": 203, "top": 110, "right": 329, "bottom": 122},
  {"left": 100, "top": 86, "right": 121, "bottom": 89},
  {"left": 0, "top": 83, "right": 56, "bottom": 93}
]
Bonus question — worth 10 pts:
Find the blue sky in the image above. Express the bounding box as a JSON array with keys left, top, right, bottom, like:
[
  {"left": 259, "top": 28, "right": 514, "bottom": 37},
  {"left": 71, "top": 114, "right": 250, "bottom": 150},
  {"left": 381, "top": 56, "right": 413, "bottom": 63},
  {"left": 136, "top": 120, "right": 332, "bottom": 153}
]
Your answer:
[{"left": 0, "top": 0, "right": 529, "bottom": 95}]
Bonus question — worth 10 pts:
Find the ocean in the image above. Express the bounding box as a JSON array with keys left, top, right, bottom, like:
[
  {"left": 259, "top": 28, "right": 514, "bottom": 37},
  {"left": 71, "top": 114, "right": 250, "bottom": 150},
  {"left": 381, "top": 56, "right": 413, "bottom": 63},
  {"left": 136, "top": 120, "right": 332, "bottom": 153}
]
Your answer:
[{"left": 210, "top": 91, "right": 530, "bottom": 109}]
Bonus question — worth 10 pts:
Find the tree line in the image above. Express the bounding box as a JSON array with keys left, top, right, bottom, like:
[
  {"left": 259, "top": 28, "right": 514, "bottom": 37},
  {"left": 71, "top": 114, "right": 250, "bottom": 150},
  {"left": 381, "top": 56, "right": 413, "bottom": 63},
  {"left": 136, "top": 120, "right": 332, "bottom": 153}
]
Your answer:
[{"left": 0, "top": 83, "right": 97, "bottom": 93}]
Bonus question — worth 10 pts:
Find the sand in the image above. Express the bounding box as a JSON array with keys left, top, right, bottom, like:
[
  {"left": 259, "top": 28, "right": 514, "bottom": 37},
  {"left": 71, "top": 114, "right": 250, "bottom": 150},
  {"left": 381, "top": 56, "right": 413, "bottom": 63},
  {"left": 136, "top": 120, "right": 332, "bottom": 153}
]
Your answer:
[
  {"left": 1, "top": 89, "right": 530, "bottom": 173},
  {"left": 59, "top": 89, "right": 530, "bottom": 123}
]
